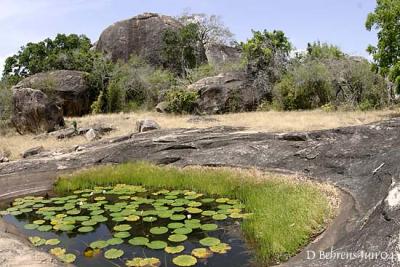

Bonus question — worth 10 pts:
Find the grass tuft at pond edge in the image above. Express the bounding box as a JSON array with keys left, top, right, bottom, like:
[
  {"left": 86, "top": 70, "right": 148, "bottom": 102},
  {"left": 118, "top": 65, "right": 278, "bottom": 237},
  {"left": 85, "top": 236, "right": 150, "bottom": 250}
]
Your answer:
[{"left": 54, "top": 162, "right": 334, "bottom": 265}]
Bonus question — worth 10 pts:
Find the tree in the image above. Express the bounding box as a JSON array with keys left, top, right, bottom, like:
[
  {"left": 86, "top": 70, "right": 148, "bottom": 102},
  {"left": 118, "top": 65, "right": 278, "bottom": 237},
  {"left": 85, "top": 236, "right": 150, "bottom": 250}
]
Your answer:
[
  {"left": 177, "top": 12, "right": 235, "bottom": 46},
  {"left": 241, "top": 30, "right": 292, "bottom": 101},
  {"left": 161, "top": 23, "right": 206, "bottom": 76},
  {"left": 3, "top": 33, "right": 94, "bottom": 79},
  {"left": 366, "top": 0, "right": 400, "bottom": 92},
  {"left": 306, "top": 41, "right": 345, "bottom": 60}
]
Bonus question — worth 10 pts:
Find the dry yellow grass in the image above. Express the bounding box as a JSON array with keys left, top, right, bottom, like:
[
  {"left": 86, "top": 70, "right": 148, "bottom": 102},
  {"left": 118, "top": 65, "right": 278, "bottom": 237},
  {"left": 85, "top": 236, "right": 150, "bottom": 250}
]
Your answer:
[{"left": 1, "top": 109, "right": 399, "bottom": 160}]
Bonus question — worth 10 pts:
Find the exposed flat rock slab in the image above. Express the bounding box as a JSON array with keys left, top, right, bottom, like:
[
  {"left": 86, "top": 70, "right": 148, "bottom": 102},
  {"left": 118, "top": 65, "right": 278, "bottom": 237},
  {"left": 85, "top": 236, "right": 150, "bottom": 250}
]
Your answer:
[
  {"left": 0, "top": 221, "right": 62, "bottom": 267},
  {"left": 2, "top": 119, "right": 400, "bottom": 266}
]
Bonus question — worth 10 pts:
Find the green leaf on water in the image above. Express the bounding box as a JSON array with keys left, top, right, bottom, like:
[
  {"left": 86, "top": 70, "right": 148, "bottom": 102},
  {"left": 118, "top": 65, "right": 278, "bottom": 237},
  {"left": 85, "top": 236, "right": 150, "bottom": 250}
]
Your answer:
[
  {"left": 45, "top": 238, "right": 61, "bottom": 246},
  {"left": 114, "top": 231, "right": 131, "bottom": 239},
  {"left": 199, "top": 237, "right": 221, "bottom": 247},
  {"left": 170, "top": 214, "right": 186, "bottom": 221},
  {"left": 107, "top": 238, "right": 124, "bottom": 245},
  {"left": 146, "top": 240, "right": 168, "bottom": 250},
  {"left": 210, "top": 242, "right": 232, "bottom": 254},
  {"left": 200, "top": 223, "right": 218, "bottom": 231},
  {"left": 143, "top": 216, "right": 157, "bottom": 222},
  {"left": 212, "top": 214, "right": 227, "bottom": 221},
  {"left": 191, "top": 248, "right": 213, "bottom": 259},
  {"left": 165, "top": 245, "right": 185, "bottom": 254},
  {"left": 113, "top": 224, "right": 132, "bottom": 231},
  {"left": 90, "top": 240, "right": 108, "bottom": 249},
  {"left": 78, "top": 226, "right": 94, "bottom": 233},
  {"left": 168, "top": 222, "right": 184, "bottom": 229},
  {"left": 126, "top": 257, "right": 161, "bottom": 267},
  {"left": 172, "top": 255, "right": 197, "bottom": 266},
  {"left": 37, "top": 225, "right": 52, "bottom": 232},
  {"left": 128, "top": 237, "right": 149, "bottom": 246},
  {"left": 150, "top": 226, "right": 168, "bottom": 235},
  {"left": 24, "top": 223, "right": 38, "bottom": 230},
  {"left": 168, "top": 234, "right": 187, "bottom": 243},
  {"left": 104, "top": 248, "right": 124, "bottom": 259},
  {"left": 173, "top": 227, "right": 192, "bottom": 235}
]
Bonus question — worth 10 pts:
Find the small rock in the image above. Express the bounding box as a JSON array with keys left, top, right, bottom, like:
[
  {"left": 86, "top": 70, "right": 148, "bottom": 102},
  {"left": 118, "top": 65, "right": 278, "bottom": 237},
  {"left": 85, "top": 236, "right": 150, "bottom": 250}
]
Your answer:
[
  {"left": 21, "top": 146, "right": 44, "bottom": 158},
  {"left": 0, "top": 156, "right": 9, "bottom": 163},
  {"left": 136, "top": 119, "right": 161, "bottom": 133},
  {"left": 85, "top": 128, "right": 100, "bottom": 141},
  {"left": 49, "top": 127, "right": 76, "bottom": 139},
  {"left": 156, "top": 101, "right": 169, "bottom": 113}
]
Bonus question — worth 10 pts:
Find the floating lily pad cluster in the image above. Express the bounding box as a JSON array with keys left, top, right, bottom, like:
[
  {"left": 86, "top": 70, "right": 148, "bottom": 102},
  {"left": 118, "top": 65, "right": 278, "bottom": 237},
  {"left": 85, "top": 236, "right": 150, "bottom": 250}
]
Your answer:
[{"left": 0, "top": 184, "right": 251, "bottom": 266}]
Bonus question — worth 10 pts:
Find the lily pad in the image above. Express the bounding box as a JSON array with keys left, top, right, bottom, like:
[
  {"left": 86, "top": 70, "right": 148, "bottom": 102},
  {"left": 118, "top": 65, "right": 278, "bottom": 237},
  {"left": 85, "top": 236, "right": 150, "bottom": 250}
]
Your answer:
[
  {"left": 191, "top": 248, "right": 213, "bottom": 259},
  {"left": 199, "top": 237, "right": 221, "bottom": 247},
  {"left": 210, "top": 242, "right": 232, "bottom": 254},
  {"left": 59, "top": 253, "right": 76, "bottom": 263},
  {"left": 150, "top": 226, "right": 168, "bottom": 235},
  {"left": 113, "top": 224, "right": 132, "bottom": 231},
  {"left": 143, "top": 216, "right": 157, "bottom": 222},
  {"left": 90, "top": 240, "right": 108, "bottom": 249},
  {"left": 50, "top": 247, "right": 66, "bottom": 257},
  {"left": 212, "top": 214, "right": 227, "bottom": 220},
  {"left": 186, "top": 207, "right": 202, "bottom": 214},
  {"left": 126, "top": 257, "right": 161, "bottom": 267},
  {"left": 168, "top": 234, "right": 188, "bottom": 242},
  {"left": 165, "top": 245, "right": 185, "bottom": 254},
  {"left": 104, "top": 248, "right": 124, "bottom": 259},
  {"left": 172, "top": 255, "right": 197, "bottom": 266},
  {"left": 107, "top": 237, "right": 124, "bottom": 245},
  {"left": 146, "top": 240, "right": 168, "bottom": 250},
  {"left": 45, "top": 238, "right": 61, "bottom": 246},
  {"left": 114, "top": 231, "right": 131, "bottom": 239},
  {"left": 170, "top": 214, "right": 186, "bottom": 221},
  {"left": 200, "top": 223, "right": 218, "bottom": 231},
  {"left": 201, "top": 210, "right": 217, "bottom": 216},
  {"left": 29, "top": 236, "right": 46, "bottom": 246},
  {"left": 128, "top": 237, "right": 149, "bottom": 246},
  {"left": 37, "top": 225, "right": 52, "bottom": 232},
  {"left": 126, "top": 215, "right": 140, "bottom": 222},
  {"left": 24, "top": 223, "right": 38, "bottom": 230},
  {"left": 168, "top": 222, "right": 184, "bottom": 229},
  {"left": 173, "top": 227, "right": 192, "bottom": 235},
  {"left": 33, "top": 219, "right": 45, "bottom": 225},
  {"left": 78, "top": 226, "right": 94, "bottom": 233}
]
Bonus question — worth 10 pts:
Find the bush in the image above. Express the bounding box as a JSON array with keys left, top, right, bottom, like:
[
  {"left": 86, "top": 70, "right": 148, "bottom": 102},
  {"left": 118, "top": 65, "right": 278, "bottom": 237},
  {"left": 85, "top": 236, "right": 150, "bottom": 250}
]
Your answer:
[
  {"left": 0, "top": 80, "right": 12, "bottom": 121},
  {"left": 165, "top": 88, "right": 198, "bottom": 114},
  {"left": 273, "top": 61, "right": 333, "bottom": 110},
  {"left": 96, "top": 56, "right": 176, "bottom": 113}
]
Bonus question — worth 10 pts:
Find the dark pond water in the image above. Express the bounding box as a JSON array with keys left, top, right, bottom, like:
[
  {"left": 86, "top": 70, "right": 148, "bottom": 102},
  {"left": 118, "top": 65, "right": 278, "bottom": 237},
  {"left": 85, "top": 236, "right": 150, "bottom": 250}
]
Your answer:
[{"left": 0, "top": 185, "right": 253, "bottom": 267}]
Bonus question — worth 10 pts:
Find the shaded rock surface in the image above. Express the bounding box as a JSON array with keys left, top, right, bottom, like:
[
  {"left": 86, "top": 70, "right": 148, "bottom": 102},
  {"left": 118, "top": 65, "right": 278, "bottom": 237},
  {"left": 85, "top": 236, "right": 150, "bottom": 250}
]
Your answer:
[
  {"left": 21, "top": 146, "right": 44, "bottom": 159},
  {"left": 2, "top": 119, "right": 400, "bottom": 266},
  {"left": 14, "top": 70, "right": 90, "bottom": 116},
  {"left": 0, "top": 220, "right": 62, "bottom": 267},
  {"left": 188, "top": 72, "right": 257, "bottom": 114},
  {"left": 95, "top": 13, "right": 181, "bottom": 65},
  {"left": 205, "top": 44, "right": 242, "bottom": 66},
  {"left": 136, "top": 119, "right": 161, "bottom": 132},
  {"left": 11, "top": 88, "right": 65, "bottom": 134}
]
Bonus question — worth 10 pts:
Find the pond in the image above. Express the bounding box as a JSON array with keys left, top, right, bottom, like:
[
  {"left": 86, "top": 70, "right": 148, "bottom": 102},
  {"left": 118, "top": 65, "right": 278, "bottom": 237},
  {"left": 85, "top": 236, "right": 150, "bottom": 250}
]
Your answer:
[{"left": 0, "top": 184, "right": 253, "bottom": 266}]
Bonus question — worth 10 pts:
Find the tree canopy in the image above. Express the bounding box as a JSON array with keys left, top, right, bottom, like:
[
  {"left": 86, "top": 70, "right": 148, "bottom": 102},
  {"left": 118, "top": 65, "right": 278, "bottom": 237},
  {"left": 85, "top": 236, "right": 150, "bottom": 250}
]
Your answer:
[
  {"left": 366, "top": 0, "right": 400, "bottom": 91},
  {"left": 3, "top": 33, "right": 95, "bottom": 80}
]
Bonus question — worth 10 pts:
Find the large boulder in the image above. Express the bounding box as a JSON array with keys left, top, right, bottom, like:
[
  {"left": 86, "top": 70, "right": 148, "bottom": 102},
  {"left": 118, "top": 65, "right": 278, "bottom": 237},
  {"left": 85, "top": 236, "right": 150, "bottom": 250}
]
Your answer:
[
  {"left": 14, "top": 70, "right": 90, "bottom": 116},
  {"left": 95, "top": 13, "right": 182, "bottom": 65},
  {"left": 205, "top": 44, "right": 242, "bottom": 66},
  {"left": 188, "top": 72, "right": 258, "bottom": 114},
  {"left": 11, "top": 88, "right": 65, "bottom": 134}
]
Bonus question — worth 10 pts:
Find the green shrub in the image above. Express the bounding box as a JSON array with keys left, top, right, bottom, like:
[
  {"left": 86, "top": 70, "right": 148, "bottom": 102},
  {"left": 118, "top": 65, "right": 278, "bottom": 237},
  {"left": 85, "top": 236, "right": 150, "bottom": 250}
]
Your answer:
[
  {"left": 165, "top": 88, "right": 198, "bottom": 114},
  {"left": 100, "top": 56, "right": 176, "bottom": 113},
  {"left": 0, "top": 80, "right": 12, "bottom": 121}
]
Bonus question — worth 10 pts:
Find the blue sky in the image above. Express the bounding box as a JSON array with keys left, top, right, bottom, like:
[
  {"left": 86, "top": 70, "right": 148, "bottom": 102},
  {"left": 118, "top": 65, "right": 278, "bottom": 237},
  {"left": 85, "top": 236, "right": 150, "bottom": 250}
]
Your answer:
[{"left": 0, "top": 0, "right": 378, "bottom": 74}]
